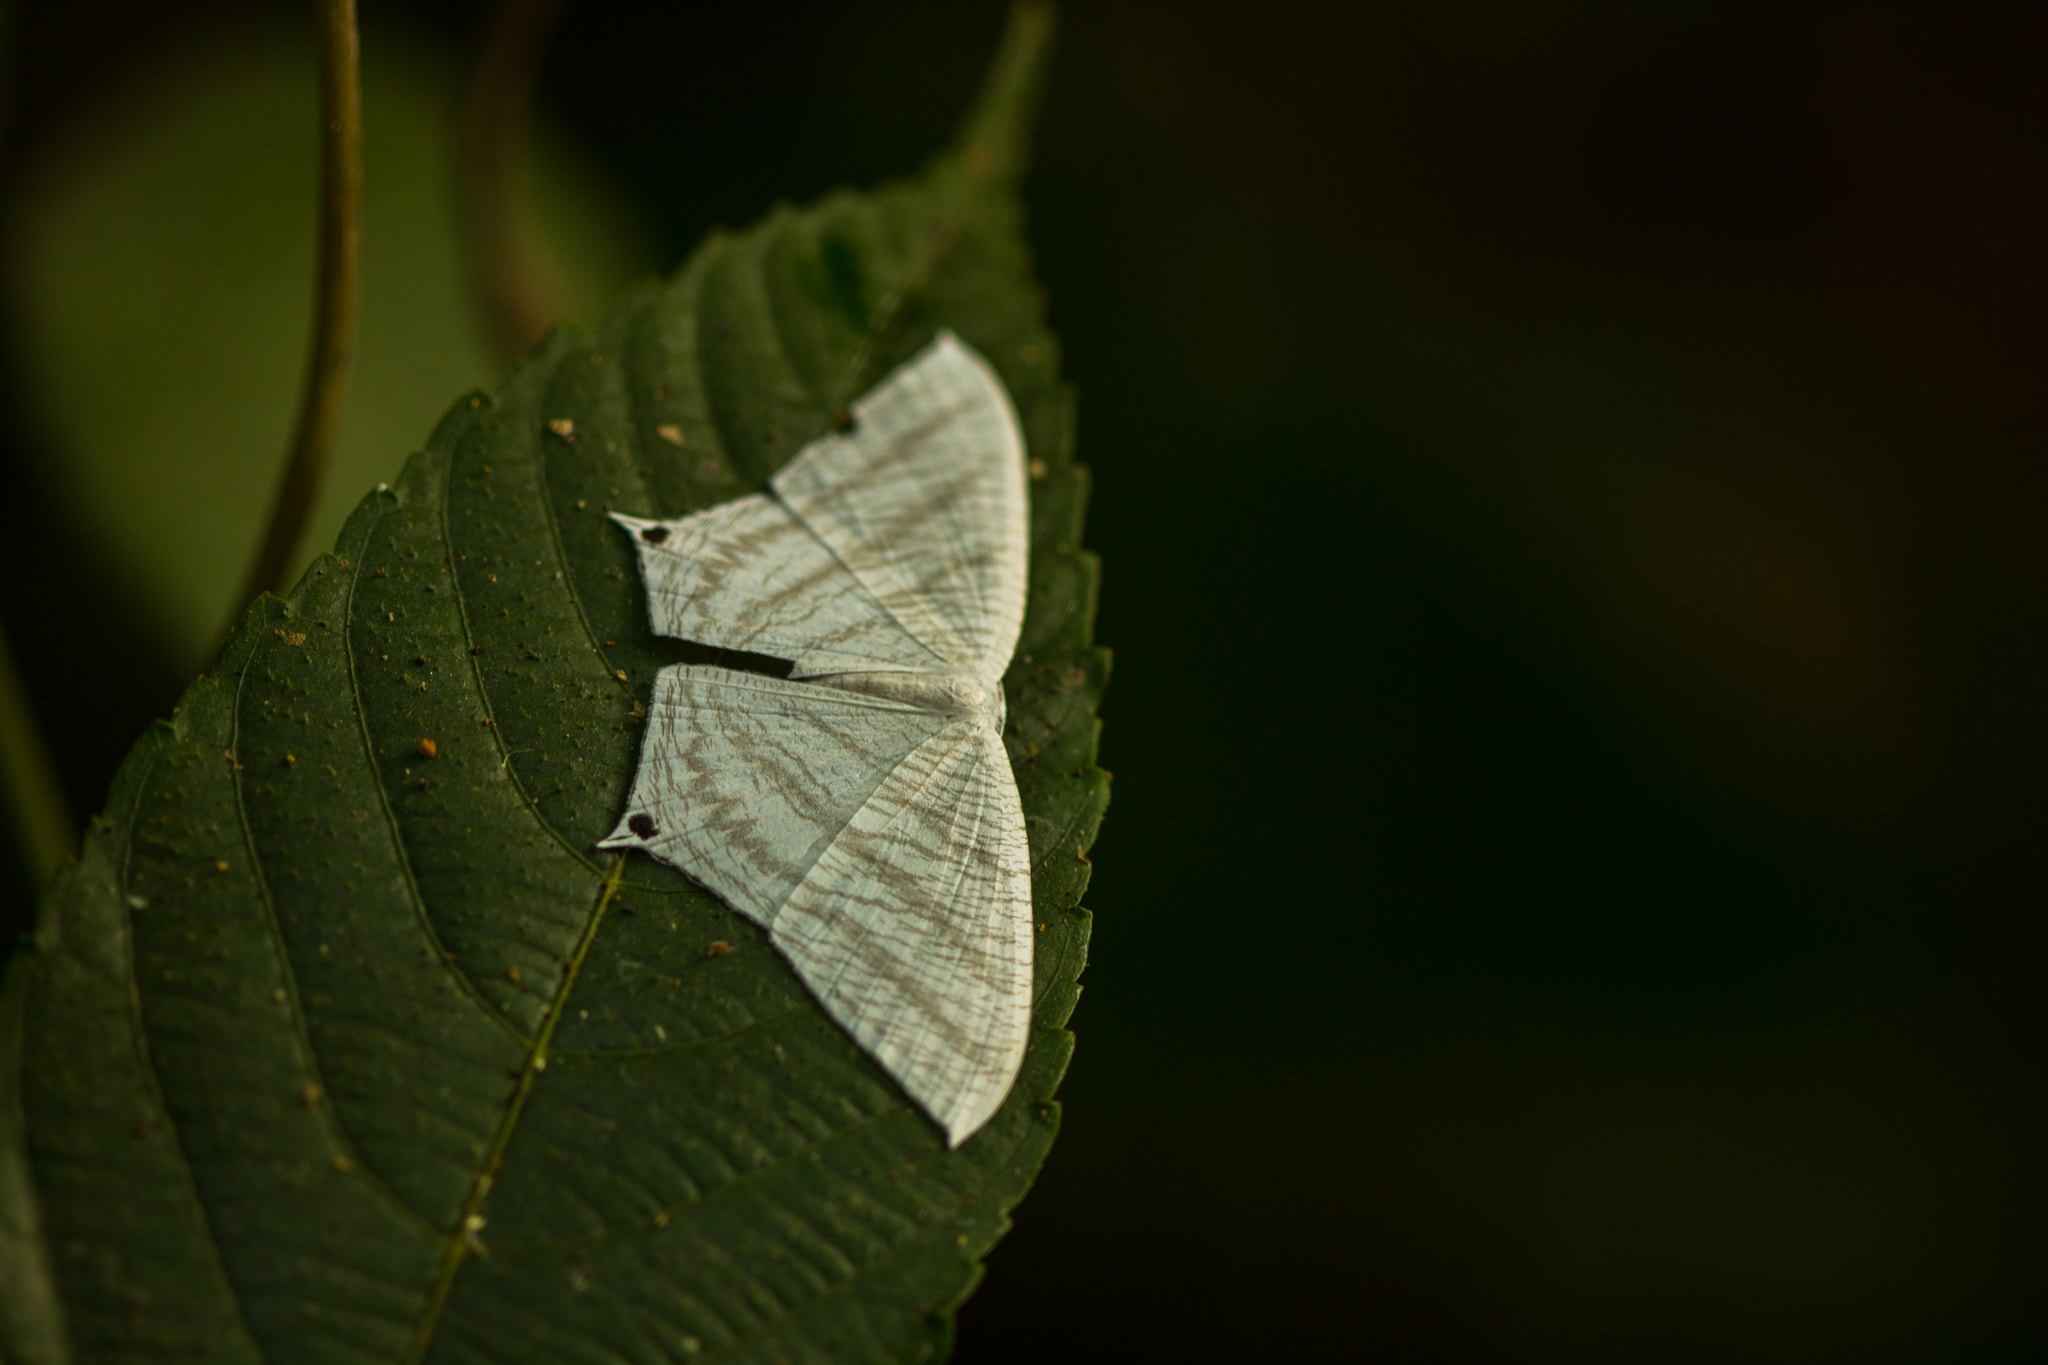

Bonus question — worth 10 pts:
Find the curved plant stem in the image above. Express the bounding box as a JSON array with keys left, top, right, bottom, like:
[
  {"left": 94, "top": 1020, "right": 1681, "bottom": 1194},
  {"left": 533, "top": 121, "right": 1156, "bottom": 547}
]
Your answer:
[
  {"left": 463, "top": 0, "right": 571, "bottom": 365},
  {"left": 232, "top": 0, "right": 362, "bottom": 621},
  {"left": 0, "top": 617, "right": 72, "bottom": 888}
]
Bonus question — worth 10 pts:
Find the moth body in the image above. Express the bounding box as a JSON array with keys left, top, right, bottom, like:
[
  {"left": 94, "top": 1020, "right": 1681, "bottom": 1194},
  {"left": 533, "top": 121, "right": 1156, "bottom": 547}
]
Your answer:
[{"left": 815, "top": 667, "right": 1005, "bottom": 729}]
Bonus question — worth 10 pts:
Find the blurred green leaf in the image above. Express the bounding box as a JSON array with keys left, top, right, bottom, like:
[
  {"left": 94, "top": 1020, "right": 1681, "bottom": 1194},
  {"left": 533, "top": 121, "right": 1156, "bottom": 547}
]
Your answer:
[
  {"left": 5, "top": 18, "right": 652, "bottom": 673},
  {"left": 0, "top": 6, "right": 1104, "bottom": 1360}
]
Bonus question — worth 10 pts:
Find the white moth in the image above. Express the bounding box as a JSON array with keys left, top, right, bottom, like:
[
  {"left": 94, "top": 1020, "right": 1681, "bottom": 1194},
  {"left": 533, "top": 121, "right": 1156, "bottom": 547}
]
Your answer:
[{"left": 598, "top": 331, "right": 1033, "bottom": 1147}]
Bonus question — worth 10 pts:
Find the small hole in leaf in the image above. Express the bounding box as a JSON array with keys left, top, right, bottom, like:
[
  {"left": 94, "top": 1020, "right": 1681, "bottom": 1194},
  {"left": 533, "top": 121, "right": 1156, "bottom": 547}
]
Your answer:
[
  {"left": 628, "top": 813, "right": 658, "bottom": 838},
  {"left": 642, "top": 526, "right": 670, "bottom": 545}
]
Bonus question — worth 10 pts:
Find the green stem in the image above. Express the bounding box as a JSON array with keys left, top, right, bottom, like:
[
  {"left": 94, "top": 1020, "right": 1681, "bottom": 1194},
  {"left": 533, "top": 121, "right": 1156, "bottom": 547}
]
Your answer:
[
  {"left": 232, "top": 0, "right": 363, "bottom": 621},
  {"left": 953, "top": 1, "right": 1057, "bottom": 189},
  {"left": 462, "top": 0, "right": 571, "bottom": 365},
  {"left": 0, "top": 616, "right": 72, "bottom": 889}
]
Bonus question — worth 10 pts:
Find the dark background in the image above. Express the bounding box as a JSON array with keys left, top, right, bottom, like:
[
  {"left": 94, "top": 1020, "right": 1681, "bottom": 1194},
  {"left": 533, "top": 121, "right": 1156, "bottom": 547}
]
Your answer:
[{"left": 2, "top": 2, "right": 2045, "bottom": 1360}]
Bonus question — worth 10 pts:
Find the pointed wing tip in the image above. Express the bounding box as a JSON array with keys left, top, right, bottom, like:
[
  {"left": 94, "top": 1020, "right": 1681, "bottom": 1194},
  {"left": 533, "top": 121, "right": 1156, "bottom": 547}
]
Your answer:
[
  {"left": 927, "top": 327, "right": 980, "bottom": 368},
  {"left": 939, "top": 1100, "right": 999, "bottom": 1149},
  {"left": 932, "top": 1072, "right": 1020, "bottom": 1148},
  {"left": 919, "top": 329, "right": 1013, "bottom": 425}
]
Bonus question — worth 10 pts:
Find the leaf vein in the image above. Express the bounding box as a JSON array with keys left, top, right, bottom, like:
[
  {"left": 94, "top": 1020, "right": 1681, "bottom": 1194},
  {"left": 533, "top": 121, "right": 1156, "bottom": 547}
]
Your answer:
[
  {"left": 342, "top": 494, "right": 531, "bottom": 1048},
  {"left": 113, "top": 740, "right": 263, "bottom": 1357},
  {"left": 228, "top": 615, "right": 445, "bottom": 1240}
]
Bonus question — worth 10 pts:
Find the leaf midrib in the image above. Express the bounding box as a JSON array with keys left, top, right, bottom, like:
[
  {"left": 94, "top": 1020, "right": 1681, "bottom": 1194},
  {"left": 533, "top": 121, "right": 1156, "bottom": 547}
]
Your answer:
[{"left": 401, "top": 855, "right": 626, "bottom": 1362}]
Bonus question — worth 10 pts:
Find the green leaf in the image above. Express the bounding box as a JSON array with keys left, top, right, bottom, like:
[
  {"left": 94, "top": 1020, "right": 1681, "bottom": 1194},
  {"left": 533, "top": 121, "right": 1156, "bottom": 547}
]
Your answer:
[{"left": 0, "top": 7, "right": 1105, "bottom": 1360}]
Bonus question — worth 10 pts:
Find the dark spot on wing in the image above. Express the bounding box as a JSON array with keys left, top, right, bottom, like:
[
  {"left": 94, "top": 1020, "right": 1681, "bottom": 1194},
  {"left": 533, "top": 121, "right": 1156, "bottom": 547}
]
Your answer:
[
  {"left": 641, "top": 526, "right": 670, "bottom": 545},
  {"left": 628, "top": 813, "right": 659, "bottom": 838}
]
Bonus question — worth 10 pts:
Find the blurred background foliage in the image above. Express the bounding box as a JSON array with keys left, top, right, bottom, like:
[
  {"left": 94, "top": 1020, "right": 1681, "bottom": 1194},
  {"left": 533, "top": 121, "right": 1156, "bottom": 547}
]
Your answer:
[
  {"left": 0, "top": 1, "right": 2043, "bottom": 1361},
  {"left": 7, "top": 10, "right": 650, "bottom": 669}
]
